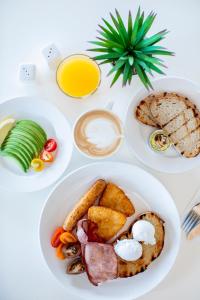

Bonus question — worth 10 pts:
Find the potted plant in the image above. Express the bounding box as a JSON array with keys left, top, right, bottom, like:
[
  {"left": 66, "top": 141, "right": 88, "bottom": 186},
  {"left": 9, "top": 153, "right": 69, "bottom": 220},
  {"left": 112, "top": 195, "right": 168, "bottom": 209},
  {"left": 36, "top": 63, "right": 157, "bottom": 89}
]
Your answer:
[{"left": 88, "top": 7, "right": 174, "bottom": 89}]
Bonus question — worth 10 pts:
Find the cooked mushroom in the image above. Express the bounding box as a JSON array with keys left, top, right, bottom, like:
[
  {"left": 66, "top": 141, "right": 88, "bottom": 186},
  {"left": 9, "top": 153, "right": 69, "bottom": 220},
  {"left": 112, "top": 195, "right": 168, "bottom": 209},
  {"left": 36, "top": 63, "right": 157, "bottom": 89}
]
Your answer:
[
  {"left": 67, "top": 257, "right": 85, "bottom": 274},
  {"left": 62, "top": 243, "right": 81, "bottom": 258}
]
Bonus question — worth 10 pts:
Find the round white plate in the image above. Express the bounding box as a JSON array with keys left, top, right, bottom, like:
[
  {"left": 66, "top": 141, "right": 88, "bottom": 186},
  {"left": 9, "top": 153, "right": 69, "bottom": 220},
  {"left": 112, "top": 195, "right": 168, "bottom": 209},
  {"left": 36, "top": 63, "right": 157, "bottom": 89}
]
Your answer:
[
  {"left": 39, "top": 162, "right": 180, "bottom": 300},
  {"left": 125, "top": 76, "right": 200, "bottom": 173},
  {"left": 0, "top": 97, "right": 73, "bottom": 192}
]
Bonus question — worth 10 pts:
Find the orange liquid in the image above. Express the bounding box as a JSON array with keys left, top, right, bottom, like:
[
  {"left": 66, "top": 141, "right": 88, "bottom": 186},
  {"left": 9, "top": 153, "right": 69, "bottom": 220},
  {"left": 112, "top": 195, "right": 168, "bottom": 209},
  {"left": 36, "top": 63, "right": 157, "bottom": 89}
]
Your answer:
[{"left": 56, "top": 55, "right": 101, "bottom": 98}]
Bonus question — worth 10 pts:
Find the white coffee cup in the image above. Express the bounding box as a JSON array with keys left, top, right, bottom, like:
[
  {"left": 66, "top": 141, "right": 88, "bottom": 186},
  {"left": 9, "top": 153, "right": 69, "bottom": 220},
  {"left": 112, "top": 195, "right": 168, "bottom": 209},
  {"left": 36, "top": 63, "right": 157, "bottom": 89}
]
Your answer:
[{"left": 73, "top": 108, "right": 123, "bottom": 159}]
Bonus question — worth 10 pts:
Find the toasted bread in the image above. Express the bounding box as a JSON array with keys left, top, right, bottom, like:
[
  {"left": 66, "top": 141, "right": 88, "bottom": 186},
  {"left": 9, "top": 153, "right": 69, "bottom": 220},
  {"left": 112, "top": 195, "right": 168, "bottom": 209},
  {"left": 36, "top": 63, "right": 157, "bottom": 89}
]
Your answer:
[
  {"left": 100, "top": 182, "right": 135, "bottom": 217},
  {"left": 117, "top": 212, "right": 165, "bottom": 278},
  {"left": 63, "top": 179, "right": 106, "bottom": 231},
  {"left": 88, "top": 206, "right": 126, "bottom": 241},
  {"left": 135, "top": 95, "right": 158, "bottom": 127},
  {"left": 150, "top": 92, "right": 187, "bottom": 127}
]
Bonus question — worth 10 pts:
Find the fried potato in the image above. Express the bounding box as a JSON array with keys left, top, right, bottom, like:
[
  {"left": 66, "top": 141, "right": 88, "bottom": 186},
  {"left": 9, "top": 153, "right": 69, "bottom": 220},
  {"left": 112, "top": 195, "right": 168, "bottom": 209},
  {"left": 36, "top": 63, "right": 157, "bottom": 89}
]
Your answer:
[
  {"left": 100, "top": 183, "right": 135, "bottom": 217},
  {"left": 88, "top": 206, "right": 126, "bottom": 241},
  {"left": 63, "top": 179, "right": 106, "bottom": 231}
]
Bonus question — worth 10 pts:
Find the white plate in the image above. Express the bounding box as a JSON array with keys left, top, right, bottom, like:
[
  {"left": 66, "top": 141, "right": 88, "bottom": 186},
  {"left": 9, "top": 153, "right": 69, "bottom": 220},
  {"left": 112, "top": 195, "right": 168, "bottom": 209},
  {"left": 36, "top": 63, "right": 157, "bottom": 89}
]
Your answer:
[
  {"left": 0, "top": 97, "right": 73, "bottom": 192},
  {"left": 125, "top": 76, "right": 200, "bottom": 173},
  {"left": 39, "top": 162, "right": 180, "bottom": 300}
]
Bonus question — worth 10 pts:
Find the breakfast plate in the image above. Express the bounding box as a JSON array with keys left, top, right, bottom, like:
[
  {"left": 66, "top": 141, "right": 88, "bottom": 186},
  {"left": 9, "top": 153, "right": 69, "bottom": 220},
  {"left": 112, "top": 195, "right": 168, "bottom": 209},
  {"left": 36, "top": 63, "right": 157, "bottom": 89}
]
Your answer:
[
  {"left": 39, "top": 162, "right": 180, "bottom": 300},
  {"left": 125, "top": 76, "right": 200, "bottom": 173},
  {"left": 0, "top": 97, "right": 73, "bottom": 192}
]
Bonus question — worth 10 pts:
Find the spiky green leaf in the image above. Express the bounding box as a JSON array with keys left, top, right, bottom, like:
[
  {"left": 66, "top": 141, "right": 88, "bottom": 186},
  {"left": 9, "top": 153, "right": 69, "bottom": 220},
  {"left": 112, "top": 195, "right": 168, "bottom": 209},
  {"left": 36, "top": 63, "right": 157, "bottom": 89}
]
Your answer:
[
  {"left": 145, "top": 62, "right": 166, "bottom": 75},
  {"left": 135, "top": 11, "right": 156, "bottom": 44},
  {"left": 110, "top": 68, "right": 123, "bottom": 87},
  {"left": 134, "top": 62, "right": 149, "bottom": 89},
  {"left": 135, "top": 29, "right": 168, "bottom": 49},
  {"left": 94, "top": 52, "right": 123, "bottom": 60},
  {"left": 128, "top": 56, "right": 134, "bottom": 66},
  {"left": 128, "top": 11, "right": 133, "bottom": 40},
  {"left": 131, "top": 7, "right": 141, "bottom": 45},
  {"left": 123, "top": 62, "right": 131, "bottom": 86},
  {"left": 107, "top": 59, "right": 126, "bottom": 76}
]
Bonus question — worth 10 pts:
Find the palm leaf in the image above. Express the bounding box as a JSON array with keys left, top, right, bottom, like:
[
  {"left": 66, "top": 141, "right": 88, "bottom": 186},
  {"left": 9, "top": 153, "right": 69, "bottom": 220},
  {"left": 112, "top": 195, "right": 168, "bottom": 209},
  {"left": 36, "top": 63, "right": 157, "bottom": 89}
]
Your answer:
[
  {"left": 95, "top": 37, "right": 124, "bottom": 49},
  {"left": 135, "top": 11, "right": 156, "bottom": 44},
  {"left": 107, "top": 59, "right": 126, "bottom": 76},
  {"left": 87, "top": 48, "right": 111, "bottom": 53},
  {"left": 145, "top": 62, "right": 166, "bottom": 75},
  {"left": 102, "top": 18, "right": 122, "bottom": 41},
  {"left": 94, "top": 52, "right": 123, "bottom": 60},
  {"left": 110, "top": 68, "right": 123, "bottom": 87},
  {"left": 115, "top": 9, "right": 128, "bottom": 42},
  {"left": 134, "top": 62, "right": 149, "bottom": 89},
  {"left": 135, "top": 52, "right": 166, "bottom": 67},
  {"left": 131, "top": 7, "right": 141, "bottom": 45},
  {"left": 110, "top": 12, "right": 127, "bottom": 46},
  {"left": 128, "top": 11, "right": 133, "bottom": 40},
  {"left": 135, "top": 29, "right": 168, "bottom": 49},
  {"left": 98, "top": 24, "right": 119, "bottom": 42},
  {"left": 123, "top": 62, "right": 131, "bottom": 86},
  {"left": 135, "top": 58, "right": 153, "bottom": 76},
  {"left": 143, "top": 49, "right": 175, "bottom": 56},
  {"left": 99, "top": 59, "right": 114, "bottom": 65}
]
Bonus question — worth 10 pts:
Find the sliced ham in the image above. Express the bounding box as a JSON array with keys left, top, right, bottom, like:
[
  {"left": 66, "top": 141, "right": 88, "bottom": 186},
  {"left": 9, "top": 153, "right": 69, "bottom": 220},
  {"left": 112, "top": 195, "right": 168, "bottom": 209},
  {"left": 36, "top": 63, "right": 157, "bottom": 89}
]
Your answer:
[
  {"left": 77, "top": 219, "right": 104, "bottom": 244},
  {"left": 83, "top": 242, "right": 117, "bottom": 286}
]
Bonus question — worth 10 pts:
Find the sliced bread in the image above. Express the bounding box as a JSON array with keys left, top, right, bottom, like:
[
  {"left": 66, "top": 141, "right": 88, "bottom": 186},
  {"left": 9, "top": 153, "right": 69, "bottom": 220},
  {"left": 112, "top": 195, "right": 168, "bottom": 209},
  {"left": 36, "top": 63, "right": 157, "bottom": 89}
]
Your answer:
[
  {"left": 150, "top": 92, "right": 187, "bottom": 127},
  {"left": 170, "top": 117, "right": 200, "bottom": 144},
  {"left": 135, "top": 95, "right": 158, "bottom": 127},
  {"left": 175, "top": 128, "right": 200, "bottom": 158}
]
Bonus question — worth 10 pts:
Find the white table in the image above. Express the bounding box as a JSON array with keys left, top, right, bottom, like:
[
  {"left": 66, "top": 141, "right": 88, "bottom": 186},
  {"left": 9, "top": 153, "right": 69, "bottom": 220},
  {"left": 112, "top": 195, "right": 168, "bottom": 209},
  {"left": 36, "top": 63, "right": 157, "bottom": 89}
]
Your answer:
[{"left": 1, "top": 0, "right": 200, "bottom": 299}]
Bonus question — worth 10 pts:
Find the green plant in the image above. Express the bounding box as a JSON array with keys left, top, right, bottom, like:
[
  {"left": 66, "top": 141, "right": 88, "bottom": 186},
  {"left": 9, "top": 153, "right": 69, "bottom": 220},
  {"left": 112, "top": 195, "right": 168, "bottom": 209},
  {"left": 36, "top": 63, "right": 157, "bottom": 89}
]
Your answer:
[{"left": 88, "top": 7, "right": 174, "bottom": 89}]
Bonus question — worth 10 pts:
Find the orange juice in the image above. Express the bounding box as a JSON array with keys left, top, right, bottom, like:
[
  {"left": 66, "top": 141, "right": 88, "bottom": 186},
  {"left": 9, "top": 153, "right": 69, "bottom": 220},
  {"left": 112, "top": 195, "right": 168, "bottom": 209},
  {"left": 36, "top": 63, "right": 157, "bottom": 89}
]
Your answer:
[{"left": 56, "top": 54, "right": 101, "bottom": 98}]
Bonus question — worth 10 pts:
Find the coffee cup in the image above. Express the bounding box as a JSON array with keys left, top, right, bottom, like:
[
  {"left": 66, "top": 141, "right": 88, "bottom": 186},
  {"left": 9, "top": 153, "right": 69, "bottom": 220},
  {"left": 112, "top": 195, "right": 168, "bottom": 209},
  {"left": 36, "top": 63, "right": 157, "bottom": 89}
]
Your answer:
[{"left": 73, "top": 108, "right": 123, "bottom": 159}]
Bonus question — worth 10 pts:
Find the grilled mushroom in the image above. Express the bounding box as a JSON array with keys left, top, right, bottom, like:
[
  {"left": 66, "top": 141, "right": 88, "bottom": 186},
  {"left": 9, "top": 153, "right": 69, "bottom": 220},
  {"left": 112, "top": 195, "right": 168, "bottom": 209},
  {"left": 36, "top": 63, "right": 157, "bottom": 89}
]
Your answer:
[
  {"left": 67, "top": 257, "right": 85, "bottom": 274},
  {"left": 62, "top": 243, "right": 81, "bottom": 258}
]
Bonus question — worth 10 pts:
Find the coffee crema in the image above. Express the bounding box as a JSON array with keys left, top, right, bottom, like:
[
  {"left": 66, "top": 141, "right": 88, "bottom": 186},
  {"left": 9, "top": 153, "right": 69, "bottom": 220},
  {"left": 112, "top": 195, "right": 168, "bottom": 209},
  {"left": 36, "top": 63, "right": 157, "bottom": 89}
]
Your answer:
[{"left": 74, "top": 110, "right": 122, "bottom": 157}]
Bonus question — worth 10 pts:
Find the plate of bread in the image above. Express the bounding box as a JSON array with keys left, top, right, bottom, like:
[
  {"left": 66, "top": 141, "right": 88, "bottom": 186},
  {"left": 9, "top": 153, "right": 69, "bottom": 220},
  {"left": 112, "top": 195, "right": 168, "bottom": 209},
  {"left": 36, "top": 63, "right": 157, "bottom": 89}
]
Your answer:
[
  {"left": 39, "top": 162, "right": 180, "bottom": 300},
  {"left": 125, "top": 76, "right": 200, "bottom": 173}
]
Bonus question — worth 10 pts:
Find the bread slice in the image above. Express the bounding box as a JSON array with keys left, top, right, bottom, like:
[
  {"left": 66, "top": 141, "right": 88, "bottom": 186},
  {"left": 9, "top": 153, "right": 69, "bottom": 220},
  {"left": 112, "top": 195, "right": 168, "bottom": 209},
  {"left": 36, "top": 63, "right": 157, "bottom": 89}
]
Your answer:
[
  {"left": 135, "top": 108, "right": 158, "bottom": 127},
  {"left": 117, "top": 212, "right": 165, "bottom": 278},
  {"left": 175, "top": 128, "right": 200, "bottom": 157},
  {"left": 135, "top": 95, "right": 159, "bottom": 127},
  {"left": 170, "top": 117, "right": 200, "bottom": 144},
  {"left": 150, "top": 92, "right": 187, "bottom": 127},
  {"left": 99, "top": 182, "right": 135, "bottom": 217},
  {"left": 163, "top": 108, "right": 195, "bottom": 134}
]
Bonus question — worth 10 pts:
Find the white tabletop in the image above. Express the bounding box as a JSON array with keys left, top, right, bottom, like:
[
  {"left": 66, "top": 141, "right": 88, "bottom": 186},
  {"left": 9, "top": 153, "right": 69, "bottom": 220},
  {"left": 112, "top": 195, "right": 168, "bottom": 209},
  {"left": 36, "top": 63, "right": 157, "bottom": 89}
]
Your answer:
[{"left": 1, "top": 0, "right": 200, "bottom": 299}]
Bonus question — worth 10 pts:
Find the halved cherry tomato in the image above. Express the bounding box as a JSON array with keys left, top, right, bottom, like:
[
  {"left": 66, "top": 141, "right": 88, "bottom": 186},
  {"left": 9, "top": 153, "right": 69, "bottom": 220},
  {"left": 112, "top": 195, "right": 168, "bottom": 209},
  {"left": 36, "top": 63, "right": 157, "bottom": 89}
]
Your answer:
[
  {"left": 60, "top": 232, "right": 77, "bottom": 244},
  {"left": 44, "top": 139, "right": 57, "bottom": 152},
  {"left": 40, "top": 150, "right": 54, "bottom": 163},
  {"left": 51, "top": 227, "right": 65, "bottom": 248},
  {"left": 31, "top": 158, "right": 44, "bottom": 172},
  {"left": 56, "top": 243, "right": 65, "bottom": 260}
]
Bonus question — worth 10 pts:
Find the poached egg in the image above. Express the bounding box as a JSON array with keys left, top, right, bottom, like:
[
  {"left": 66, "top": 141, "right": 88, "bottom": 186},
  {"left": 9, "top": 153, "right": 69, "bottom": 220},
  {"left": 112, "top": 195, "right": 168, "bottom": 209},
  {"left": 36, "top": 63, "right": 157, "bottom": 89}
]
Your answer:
[
  {"left": 114, "top": 239, "right": 142, "bottom": 261},
  {"left": 132, "top": 220, "right": 156, "bottom": 245}
]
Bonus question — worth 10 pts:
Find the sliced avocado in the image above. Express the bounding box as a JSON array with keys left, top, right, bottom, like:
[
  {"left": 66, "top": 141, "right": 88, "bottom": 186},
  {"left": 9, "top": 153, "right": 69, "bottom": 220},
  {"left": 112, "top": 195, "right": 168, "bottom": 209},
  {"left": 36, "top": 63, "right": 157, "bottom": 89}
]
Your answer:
[
  {"left": 2, "top": 137, "right": 35, "bottom": 158},
  {"left": 15, "top": 123, "right": 46, "bottom": 146},
  {"left": 10, "top": 128, "right": 43, "bottom": 153},
  {"left": 1, "top": 145, "right": 30, "bottom": 168},
  {"left": 0, "top": 149, "right": 28, "bottom": 172},
  {"left": 7, "top": 131, "right": 39, "bottom": 157},
  {"left": 16, "top": 120, "right": 47, "bottom": 140},
  {"left": 2, "top": 140, "right": 34, "bottom": 162}
]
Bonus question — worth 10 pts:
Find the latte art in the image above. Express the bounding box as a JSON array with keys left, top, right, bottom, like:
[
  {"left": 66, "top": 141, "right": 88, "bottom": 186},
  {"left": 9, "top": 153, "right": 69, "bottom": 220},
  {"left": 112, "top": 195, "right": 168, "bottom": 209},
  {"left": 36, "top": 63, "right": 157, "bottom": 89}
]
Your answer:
[{"left": 74, "top": 110, "right": 122, "bottom": 157}]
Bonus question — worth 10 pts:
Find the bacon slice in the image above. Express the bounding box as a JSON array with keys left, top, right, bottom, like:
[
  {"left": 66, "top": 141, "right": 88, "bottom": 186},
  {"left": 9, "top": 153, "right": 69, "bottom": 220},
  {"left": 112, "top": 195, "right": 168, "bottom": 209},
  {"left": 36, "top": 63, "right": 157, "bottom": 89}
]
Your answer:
[
  {"left": 77, "top": 219, "right": 104, "bottom": 244},
  {"left": 83, "top": 242, "right": 117, "bottom": 286}
]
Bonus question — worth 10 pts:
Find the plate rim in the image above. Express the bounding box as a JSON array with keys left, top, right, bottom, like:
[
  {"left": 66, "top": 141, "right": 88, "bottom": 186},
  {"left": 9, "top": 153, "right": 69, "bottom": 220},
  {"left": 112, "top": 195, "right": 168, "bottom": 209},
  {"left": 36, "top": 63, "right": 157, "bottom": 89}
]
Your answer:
[
  {"left": 124, "top": 75, "right": 200, "bottom": 174},
  {"left": 0, "top": 96, "right": 73, "bottom": 192},
  {"left": 39, "top": 161, "right": 181, "bottom": 300}
]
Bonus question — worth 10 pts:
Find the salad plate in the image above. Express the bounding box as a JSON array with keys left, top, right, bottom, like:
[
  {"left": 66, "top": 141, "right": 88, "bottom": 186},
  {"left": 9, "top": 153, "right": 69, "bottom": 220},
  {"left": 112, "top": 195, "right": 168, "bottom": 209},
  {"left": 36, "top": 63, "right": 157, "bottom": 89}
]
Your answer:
[
  {"left": 39, "top": 162, "right": 180, "bottom": 300},
  {"left": 125, "top": 76, "right": 200, "bottom": 173},
  {"left": 0, "top": 97, "right": 73, "bottom": 192}
]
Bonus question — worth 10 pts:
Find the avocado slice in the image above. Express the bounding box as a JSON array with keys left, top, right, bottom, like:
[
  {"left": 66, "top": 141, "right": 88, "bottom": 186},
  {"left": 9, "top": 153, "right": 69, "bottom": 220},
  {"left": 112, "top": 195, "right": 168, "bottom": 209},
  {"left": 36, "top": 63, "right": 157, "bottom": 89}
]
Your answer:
[
  {"left": 10, "top": 128, "right": 43, "bottom": 153},
  {"left": 16, "top": 120, "right": 47, "bottom": 140},
  {"left": 7, "top": 131, "right": 40, "bottom": 157},
  {"left": 2, "top": 137, "right": 35, "bottom": 158},
  {"left": 15, "top": 123, "right": 46, "bottom": 146},
  {"left": 2, "top": 140, "right": 34, "bottom": 162},
  {"left": 1, "top": 145, "right": 30, "bottom": 168},
  {"left": 0, "top": 149, "right": 28, "bottom": 172}
]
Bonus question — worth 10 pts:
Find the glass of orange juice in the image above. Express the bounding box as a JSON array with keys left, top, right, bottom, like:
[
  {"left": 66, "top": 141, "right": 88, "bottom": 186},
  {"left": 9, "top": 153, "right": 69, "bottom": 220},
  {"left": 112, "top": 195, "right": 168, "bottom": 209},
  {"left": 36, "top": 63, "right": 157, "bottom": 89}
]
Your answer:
[{"left": 56, "top": 54, "right": 101, "bottom": 99}]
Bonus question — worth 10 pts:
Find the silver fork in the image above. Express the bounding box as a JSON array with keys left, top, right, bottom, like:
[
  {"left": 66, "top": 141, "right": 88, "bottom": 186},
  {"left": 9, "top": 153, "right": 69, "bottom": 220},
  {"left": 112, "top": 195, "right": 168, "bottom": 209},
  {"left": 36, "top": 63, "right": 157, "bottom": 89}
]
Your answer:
[{"left": 182, "top": 204, "right": 200, "bottom": 235}]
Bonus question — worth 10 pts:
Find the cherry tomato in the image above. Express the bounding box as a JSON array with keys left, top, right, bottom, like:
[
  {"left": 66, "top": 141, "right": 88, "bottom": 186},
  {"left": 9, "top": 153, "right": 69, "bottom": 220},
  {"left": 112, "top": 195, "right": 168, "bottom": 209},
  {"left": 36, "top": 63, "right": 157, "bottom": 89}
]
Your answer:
[
  {"left": 31, "top": 158, "right": 44, "bottom": 172},
  {"left": 60, "top": 232, "right": 77, "bottom": 244},
  {"left": 40, "top": 150, "right": 54, "bottom": 163},
  {"left": 51, "top": 227, "right": 65, "bottom": 248},
  {"left": 56, "top": 243, "right": 65, "bottom": 260},
  {"left": 44, "top": 139, "right": 57, "bottom": 152}
]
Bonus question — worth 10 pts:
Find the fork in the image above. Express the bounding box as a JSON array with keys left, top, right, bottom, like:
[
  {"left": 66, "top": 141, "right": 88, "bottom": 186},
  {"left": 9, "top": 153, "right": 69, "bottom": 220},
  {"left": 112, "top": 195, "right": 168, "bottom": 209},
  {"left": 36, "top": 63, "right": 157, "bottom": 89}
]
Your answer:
[{"left": 182, "top": 204, "right": 200, "bottom": 235}]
